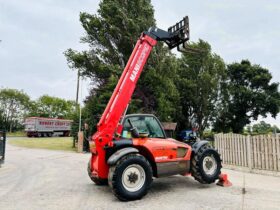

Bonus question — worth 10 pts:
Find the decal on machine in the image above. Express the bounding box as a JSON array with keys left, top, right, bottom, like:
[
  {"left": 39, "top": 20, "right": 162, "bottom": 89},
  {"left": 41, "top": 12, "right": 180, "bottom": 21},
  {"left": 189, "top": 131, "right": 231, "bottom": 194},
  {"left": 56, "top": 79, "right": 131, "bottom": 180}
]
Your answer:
[
  {"left": 155, "top": 156, "right": 168, "bottom": 161},
  {"left": 130, "top": 44, "right": 149, "bottom": 82}
]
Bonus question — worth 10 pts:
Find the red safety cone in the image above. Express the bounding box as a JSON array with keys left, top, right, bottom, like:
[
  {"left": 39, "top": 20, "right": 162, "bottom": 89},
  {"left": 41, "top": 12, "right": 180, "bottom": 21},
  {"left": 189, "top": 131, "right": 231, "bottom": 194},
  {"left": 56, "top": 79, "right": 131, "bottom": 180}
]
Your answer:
[{"left": 216, "top": 173, "right": 232, "bottom": 187}]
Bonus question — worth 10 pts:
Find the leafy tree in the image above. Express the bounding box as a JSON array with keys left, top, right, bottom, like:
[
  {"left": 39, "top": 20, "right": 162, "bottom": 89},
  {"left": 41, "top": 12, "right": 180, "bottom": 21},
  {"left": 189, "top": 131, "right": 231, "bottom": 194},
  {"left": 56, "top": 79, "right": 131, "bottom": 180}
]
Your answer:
[
  {"left": 252, "top": 121, "right": 271, "bottom": 134},
  {"left": 271, "top": 125, "right": 280, "bottom": 133},
  {"left": 248, "top": 121, "right": 280, "bottom": 134},
  {"left": 0, "top": 110, "right": 5, "bottom": 130},
  {"left": 65, "top": 0, "right": 179, "bottom": 133},
  {"left": 0, "top": 88, "right": 31, "bottom": 132},
  {"left": 244, "top": 125, "right": 252, "bottom": 134},
  {"left": 175, "top": 40, "right": 226, "bottom": 134},
  {"left": 29, "top": 95, "right": 76, "bottom": 119},
  {"left": 213, "top": 60, "right": 280, "bottom": 133}
]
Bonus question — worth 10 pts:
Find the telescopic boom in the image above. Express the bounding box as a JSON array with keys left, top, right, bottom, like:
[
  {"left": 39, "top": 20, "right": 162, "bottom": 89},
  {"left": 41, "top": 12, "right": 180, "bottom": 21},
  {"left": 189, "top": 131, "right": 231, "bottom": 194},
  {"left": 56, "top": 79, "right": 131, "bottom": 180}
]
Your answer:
[{"left": 92, "top": 16, "right": 190, "bottom": 178}]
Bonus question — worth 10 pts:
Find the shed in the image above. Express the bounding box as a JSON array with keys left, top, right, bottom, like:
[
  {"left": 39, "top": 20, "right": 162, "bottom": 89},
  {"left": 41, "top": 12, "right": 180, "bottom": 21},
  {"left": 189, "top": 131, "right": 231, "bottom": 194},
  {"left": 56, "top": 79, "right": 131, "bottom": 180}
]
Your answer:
[{"left": 161, "top": 122, "right": 177, "bottom": 138}]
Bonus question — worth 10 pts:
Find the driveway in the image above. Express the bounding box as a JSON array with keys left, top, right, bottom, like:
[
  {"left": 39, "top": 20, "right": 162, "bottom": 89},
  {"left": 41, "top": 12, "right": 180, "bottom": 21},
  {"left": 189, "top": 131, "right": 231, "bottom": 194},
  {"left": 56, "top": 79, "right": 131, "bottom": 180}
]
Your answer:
[{"left": 1, "top": 142, "right": 280, "bottom": 210}]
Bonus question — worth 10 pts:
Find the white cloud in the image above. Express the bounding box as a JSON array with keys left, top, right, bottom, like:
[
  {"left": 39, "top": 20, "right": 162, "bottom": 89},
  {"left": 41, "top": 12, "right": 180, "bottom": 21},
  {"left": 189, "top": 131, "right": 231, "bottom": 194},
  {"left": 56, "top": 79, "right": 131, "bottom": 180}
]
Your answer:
[{"left": 0, "top": 0, "right": 98, "bottom": 101}]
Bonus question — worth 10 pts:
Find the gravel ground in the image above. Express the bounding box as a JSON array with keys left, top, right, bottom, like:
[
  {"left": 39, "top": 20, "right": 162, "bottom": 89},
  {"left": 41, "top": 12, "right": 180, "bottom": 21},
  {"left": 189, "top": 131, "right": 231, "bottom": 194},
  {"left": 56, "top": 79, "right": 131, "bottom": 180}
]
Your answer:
[{"left": 1, "top": 142, "right": 280, "bottom": 210}]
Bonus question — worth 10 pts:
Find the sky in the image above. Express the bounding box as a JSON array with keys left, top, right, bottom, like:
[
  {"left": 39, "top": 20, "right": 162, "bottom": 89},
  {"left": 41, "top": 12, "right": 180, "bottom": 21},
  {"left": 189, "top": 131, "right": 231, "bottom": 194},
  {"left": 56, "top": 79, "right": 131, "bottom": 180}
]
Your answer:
[{"left": 0, "top": 0, "right": 279, "bottom": 126}]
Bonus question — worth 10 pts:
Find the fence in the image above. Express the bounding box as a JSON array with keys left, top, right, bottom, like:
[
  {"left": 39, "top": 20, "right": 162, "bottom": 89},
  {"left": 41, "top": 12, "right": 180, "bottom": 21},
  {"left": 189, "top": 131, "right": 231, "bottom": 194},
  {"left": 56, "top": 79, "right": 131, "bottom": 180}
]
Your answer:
[
  {"left": 214, "top": 133, "right": 280, "bottom": 172},
  {"left": 0, "top": 131, "right": 6, "bottom": 166}
]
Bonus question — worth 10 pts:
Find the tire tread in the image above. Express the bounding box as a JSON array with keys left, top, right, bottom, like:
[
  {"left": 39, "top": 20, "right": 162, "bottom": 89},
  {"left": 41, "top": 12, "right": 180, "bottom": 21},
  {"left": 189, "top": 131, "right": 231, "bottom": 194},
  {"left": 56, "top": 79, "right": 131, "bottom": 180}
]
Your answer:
[
  {"left": 191, "top": 144, "right": 222, "bottom": 184},
  {"left": 109, "top": 154, "right": 152, "bottom": 201}
]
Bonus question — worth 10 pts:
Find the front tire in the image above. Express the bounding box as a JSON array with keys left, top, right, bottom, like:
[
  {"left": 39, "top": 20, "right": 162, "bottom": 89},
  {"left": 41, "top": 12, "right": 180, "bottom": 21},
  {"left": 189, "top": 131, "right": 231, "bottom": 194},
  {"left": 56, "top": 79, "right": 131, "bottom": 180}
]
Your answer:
[
  {"left": 108, "top": 154, "right": 153, "bottom": 201},
  {"left": 191, "top": 144, "right": 222, "bottom": 184}
]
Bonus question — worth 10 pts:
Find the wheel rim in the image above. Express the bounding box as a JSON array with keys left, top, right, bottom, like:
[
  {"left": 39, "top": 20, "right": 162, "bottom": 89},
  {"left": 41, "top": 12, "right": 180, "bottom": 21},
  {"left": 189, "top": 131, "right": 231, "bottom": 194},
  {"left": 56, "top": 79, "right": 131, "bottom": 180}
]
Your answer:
[
  {"left": 122, "top": 164, "right": 146, "bottom": 192},
  {"left": 202, "top": 155, "right": 217, "bottom": 176}
]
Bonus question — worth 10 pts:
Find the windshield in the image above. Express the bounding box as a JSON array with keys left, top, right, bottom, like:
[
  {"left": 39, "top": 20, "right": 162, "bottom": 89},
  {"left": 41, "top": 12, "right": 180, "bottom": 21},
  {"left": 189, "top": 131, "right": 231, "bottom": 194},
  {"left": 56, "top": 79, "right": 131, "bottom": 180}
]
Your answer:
[{"left": 122, "top": 116, "right": 165, "bottom": 138}]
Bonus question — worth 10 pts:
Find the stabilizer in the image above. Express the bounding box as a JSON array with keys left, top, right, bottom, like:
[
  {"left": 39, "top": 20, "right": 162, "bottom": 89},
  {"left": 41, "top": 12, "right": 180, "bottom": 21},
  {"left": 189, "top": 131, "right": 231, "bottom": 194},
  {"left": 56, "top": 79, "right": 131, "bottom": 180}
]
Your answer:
[{"left": 216, "top": 173, "right": 232, "bottom": 187}]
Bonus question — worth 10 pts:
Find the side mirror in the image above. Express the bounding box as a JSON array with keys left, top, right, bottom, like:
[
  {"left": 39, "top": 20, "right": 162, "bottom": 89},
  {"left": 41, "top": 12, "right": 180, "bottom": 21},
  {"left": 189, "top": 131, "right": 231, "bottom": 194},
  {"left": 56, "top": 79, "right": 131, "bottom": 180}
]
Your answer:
[{"left": 130, "top": 127, "right": 139, "bottom": 138}]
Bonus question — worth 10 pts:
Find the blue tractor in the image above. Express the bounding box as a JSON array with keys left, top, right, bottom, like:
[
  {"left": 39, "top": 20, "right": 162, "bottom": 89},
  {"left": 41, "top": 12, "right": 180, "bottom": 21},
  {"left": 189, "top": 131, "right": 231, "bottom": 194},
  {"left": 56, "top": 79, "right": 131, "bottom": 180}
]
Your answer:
[{"left": 177, "top": 129, "right": 198, "bottom": 145}]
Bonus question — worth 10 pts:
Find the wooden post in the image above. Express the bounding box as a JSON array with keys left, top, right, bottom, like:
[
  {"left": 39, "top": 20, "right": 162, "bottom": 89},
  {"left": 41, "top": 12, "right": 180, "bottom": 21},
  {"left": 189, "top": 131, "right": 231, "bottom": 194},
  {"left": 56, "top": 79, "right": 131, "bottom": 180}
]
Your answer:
[
  {"left": 242, "top": 135, "right": 247, "bottom": 167},
  {"left": 264, "top": 135, "right": 269, "bottom": 170},
  {"left": 252, "top": 135, "right": 257, "bottom": 169},
  {"left": 222, "top": 134, "right": 226, "bottom": 164},
  {"left": 272, "top": 135, "right": 277, "bottom": 171},
  {"left": 237, "top": 135, "right": 241, "bottom": 166},
  {"left": 260, "top": 135, "right": 264, "bottom": 169},
  {"left": 215, "top": 134, "right": 219, "bottom": 153},
  {"left": 268, "top": 135, "right": 273, "bottom": 170},
  {"left": 257, "top": 135, "right": 261, "bottom": 169},
  {"left": 77, "top": 131, "right": 84, "bottom": 153},
  {"left": 240, "top": 135, "right": 244, "bottom": 167},
  {"left": 221, "top": 134, "right": 225, "bottom": 163},
  {"left": 215, "top": 134, "right": 218, "bottom": 149},
  {"left": 246, "top": 135, "right": 252, "bottom": 171},
  {"left": 233, "top": 133, "right": 238, "bottom": 165},
  {"left": 230, "top": 133, "right": 233, "bottom": 165},
  {"left": 276, "top": 134, "right": 280, "bottom": 171},
  {"left": 226, "top": 134, "right": 230, "bottom": 164}
]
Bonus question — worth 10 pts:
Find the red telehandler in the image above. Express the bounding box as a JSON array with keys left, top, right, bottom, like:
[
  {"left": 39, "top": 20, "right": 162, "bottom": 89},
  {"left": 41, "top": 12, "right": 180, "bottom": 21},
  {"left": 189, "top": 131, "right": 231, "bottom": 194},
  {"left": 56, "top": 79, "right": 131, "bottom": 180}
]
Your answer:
[{"left": 88, "top": 16, "right": 222, "bottom": 201}]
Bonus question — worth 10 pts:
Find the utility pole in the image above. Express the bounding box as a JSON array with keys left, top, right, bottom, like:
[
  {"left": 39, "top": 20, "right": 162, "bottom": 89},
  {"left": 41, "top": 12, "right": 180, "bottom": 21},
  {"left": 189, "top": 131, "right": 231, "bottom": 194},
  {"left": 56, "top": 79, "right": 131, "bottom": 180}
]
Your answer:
[
  {"left": 76, "top": 70, "right": 84, "bottom": 153},
  {"left": 75, "top": 70, "right": 80, "bottom": 105},
  {"left": 73, "top": 70, "right": 80, "bottom": 148}
]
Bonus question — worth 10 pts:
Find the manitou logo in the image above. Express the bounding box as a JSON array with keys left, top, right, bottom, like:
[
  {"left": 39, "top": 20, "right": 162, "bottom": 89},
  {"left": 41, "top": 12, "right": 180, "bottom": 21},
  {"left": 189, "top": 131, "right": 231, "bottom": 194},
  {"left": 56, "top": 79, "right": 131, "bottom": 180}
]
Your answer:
[{"left": 130, "top": 45, "right": 149, "bottom": 82}]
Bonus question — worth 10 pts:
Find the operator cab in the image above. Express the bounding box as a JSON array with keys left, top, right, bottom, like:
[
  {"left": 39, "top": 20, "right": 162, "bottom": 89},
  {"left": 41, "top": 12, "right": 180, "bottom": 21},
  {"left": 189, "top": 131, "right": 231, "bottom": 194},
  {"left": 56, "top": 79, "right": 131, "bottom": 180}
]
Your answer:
[{"left": 121, "top": 114, "right": 166, "bottom": 139}]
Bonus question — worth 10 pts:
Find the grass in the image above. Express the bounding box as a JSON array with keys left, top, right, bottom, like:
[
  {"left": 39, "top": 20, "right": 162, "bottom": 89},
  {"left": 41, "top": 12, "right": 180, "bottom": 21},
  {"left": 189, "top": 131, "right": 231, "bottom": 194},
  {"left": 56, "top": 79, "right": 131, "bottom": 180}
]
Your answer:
[
  {"left": 8, "top": 137, "right": 76, "bottom": 152},
  {"left": 6, "top": 131, "right": 25, "bottom": 137}
]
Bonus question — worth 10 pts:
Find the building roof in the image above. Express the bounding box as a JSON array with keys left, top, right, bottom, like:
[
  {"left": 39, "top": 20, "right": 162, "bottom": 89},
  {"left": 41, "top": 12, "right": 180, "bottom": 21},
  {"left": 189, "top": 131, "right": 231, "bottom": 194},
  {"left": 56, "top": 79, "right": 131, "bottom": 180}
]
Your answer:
[{"left": 161, "top": 122, "right": 177, "bottom": 131}]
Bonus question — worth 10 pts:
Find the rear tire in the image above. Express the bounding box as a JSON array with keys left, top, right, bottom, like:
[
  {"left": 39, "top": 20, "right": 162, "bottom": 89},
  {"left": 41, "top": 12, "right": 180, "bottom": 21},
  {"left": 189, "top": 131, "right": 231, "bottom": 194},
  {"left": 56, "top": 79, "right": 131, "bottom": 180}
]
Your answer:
[
  {"left": 63, "top": 131, "right": 70, "bottom": 137},
  {"left": 87, "top": 161, "right": 108, "bottom": 185},
  {"left": 108, "top": 154, "right": 153, "bottom": 201},
  {"left": 191, "top": 144, "right": 222, "bottom": 184}
]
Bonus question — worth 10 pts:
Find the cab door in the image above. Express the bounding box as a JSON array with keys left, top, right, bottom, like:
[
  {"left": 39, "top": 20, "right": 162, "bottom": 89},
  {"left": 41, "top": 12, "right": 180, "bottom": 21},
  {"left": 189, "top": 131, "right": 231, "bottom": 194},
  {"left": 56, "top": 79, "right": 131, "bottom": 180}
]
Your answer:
[{"left": 121, "top": 115, "right": 190, "bottom": 177}]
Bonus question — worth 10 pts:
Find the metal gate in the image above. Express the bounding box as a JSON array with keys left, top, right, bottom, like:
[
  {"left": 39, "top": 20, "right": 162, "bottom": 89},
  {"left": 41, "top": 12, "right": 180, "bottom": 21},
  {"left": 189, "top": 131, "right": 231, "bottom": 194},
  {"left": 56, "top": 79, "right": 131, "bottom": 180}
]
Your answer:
[{"left": 0, "top": 131, "right": 6, "bottom": 166}]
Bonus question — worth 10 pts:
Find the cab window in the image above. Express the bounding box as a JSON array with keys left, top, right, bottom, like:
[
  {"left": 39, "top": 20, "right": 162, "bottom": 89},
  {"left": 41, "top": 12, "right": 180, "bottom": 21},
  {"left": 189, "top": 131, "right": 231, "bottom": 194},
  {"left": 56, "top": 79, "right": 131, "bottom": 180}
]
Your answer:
[{"left": 121, "top": 116, "right": 165, "bottom": 138}]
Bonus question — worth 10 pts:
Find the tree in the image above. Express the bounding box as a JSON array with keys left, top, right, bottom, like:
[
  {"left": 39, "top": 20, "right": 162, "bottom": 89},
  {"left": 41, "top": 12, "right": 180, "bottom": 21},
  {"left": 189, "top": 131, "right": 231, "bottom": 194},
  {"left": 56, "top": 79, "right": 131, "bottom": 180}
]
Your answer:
[
  {"left": 213, "top": 60, "right": 280, "bottom": 133},
  {"left": 29, "top": 95, "right": 76, "bottom": 119},
  {"left": 175, "top": 40, "right": 226, "bottom": 134},
  {"left": 65, "top": 0, "right": 179, "bottom": 133},
  {"left": 271, "top": 125, "right": 280, "bottom": 133},
  {"left": 249, "top": 121, "right": 280, "bottom": 134},
  {"left": 0, "top": 88, "right": 31, "bottom": 132},
  {"left": 252, "top": 121, "right": 271, "bottom": 134},
  {"left": 0, "top": 110, "right": 5, "bottom": 130}
]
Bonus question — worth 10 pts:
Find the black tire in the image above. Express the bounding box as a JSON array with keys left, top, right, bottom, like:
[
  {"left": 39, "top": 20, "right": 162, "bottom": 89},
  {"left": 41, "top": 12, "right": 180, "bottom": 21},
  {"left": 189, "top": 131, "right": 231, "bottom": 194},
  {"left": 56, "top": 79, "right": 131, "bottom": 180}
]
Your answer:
[
  {"left": 63, "top": 131, "right": 70, "bottom": 137},
  {"left": 87, "top": 161, "right": 108, "bottom": 185},
  {"left": 108, "top": 154, "right": 153, "bottom": 201},
  {"left": 191, "top": 144, "right": 222, "bottom": 184}
]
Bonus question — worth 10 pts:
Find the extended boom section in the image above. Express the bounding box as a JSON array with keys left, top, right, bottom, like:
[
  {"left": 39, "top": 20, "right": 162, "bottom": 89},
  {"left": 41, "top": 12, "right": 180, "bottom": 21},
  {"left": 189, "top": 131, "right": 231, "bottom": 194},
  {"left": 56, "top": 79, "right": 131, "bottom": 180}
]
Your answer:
[
  {"left": 92, "top": 35, "right": 157, "bottom": 178},
  {"left": 91, "top": 16, "right": 191, "bottom": 179}
]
